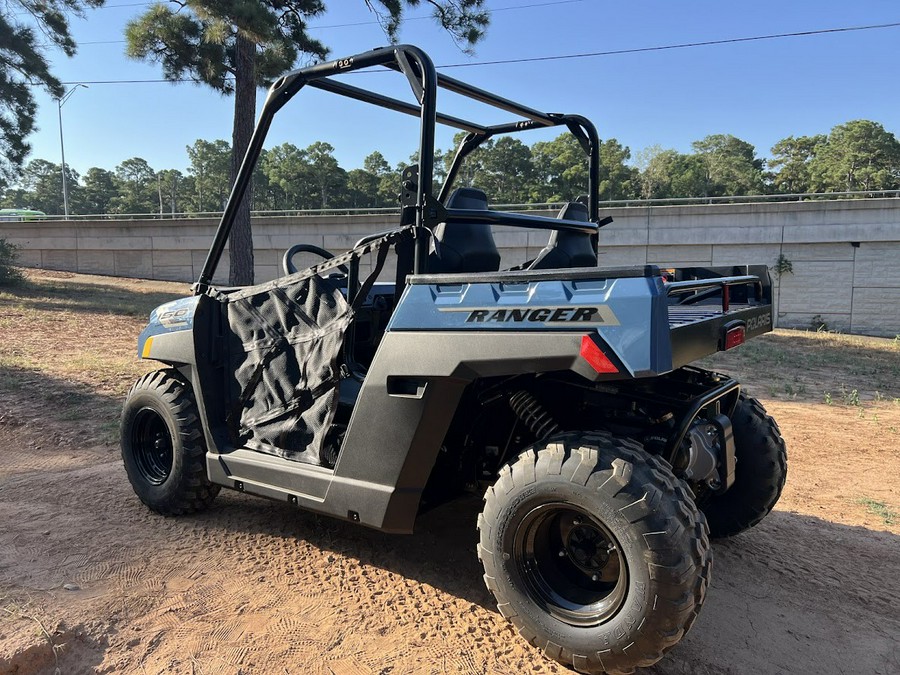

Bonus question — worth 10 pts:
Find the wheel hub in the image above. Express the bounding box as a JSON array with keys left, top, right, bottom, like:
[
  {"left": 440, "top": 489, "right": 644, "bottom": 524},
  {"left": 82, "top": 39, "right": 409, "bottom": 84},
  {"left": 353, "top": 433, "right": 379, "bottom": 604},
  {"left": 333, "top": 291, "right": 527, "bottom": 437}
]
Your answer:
[
  {"left": 513, "top": 503, "right": 629, "bottom": 627},
  {"left": 132, "top": 407, "right": 174, "bottom": 486},
  {"left": 565, "top": 523, "right": 612, "bottom": 571}
]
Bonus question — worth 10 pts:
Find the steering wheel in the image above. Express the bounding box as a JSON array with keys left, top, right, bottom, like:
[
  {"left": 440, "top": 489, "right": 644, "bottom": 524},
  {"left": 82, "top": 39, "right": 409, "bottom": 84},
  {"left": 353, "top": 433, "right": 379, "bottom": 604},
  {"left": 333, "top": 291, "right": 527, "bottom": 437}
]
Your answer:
[{"left": 282, "top": 244, "right": 349, "bottom": 276}]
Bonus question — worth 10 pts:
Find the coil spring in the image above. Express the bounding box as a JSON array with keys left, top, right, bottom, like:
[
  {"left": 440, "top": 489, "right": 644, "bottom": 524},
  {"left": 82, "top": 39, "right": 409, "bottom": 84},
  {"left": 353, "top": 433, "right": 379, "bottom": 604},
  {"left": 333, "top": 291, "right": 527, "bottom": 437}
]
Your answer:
[{"left": 509, "top": 390, "right": 559, "bottom": 440}]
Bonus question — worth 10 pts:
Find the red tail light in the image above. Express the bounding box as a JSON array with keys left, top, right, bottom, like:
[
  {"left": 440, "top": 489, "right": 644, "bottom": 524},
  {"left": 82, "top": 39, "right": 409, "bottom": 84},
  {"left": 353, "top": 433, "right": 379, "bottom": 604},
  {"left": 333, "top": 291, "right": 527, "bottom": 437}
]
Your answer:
[
  {"left": 580, "top": 335, "right": 619, "bottom": 374},
  {"left": 724, "top": 326, "right": 746, "bottom": 350}
]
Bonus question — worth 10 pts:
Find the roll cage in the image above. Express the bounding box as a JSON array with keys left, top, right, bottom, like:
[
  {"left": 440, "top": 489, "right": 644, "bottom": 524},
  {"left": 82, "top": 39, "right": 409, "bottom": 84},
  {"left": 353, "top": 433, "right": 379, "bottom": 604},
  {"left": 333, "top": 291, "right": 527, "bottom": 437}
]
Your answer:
[{"left": 195, "top": 44, "right": 604, "bottom": 296}]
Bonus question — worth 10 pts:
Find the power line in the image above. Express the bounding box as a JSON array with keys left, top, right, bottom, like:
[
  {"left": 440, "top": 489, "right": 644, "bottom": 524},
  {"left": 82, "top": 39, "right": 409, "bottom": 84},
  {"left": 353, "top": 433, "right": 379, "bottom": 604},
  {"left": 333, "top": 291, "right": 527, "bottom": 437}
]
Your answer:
[
  {"left": 437, "top": 20, "right": 900, "bottom": 68},
  {"left": 63, "top": 19, "right": 900, "bottom": 85}
]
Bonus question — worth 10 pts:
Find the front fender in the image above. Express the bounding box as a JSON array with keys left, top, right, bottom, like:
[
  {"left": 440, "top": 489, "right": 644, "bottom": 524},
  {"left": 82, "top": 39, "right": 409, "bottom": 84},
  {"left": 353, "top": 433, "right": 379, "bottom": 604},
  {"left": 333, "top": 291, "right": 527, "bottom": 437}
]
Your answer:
[{"left": 137, "top": 296, "right": 199, "bottom": 366}]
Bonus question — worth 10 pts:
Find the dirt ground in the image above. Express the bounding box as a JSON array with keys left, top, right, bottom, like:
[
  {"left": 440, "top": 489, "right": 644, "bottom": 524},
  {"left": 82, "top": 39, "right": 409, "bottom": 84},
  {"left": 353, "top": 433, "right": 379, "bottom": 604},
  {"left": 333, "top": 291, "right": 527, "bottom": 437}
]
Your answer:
[{"left": 1, "top": 270, "right": 899, "bottom": 675}]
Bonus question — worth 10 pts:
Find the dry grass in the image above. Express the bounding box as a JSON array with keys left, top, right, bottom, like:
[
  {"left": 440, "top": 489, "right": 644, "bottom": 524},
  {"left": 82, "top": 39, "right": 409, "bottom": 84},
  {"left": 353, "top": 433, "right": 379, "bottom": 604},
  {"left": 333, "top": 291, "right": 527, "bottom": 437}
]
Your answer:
[
  {"left": 1, "top": 270, "right": 899, "bottom": 673},
  {"left": 701, "top": 328, "right": 900, "bottom": 407},
  {"left": 0, "top": 270, "right": 186, "bottom": 444}
]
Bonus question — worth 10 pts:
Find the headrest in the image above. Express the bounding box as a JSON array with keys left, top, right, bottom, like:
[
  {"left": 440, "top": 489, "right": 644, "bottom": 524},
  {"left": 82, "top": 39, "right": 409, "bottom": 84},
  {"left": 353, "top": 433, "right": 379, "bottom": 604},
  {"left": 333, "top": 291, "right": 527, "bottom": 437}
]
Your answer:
[
  {"left": 447, "top": 187, "right": 489, "bottom": 210},
  {"left": 557, "top": 201, "right": 590, "bottom": 222}
]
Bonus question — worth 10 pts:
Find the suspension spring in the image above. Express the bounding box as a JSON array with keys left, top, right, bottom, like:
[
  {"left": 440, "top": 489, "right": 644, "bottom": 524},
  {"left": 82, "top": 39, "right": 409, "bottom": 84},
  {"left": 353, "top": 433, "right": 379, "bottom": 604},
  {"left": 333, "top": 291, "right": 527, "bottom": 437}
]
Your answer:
[{"left": 509, "top": 390, "right": 559, "bottom": 440}]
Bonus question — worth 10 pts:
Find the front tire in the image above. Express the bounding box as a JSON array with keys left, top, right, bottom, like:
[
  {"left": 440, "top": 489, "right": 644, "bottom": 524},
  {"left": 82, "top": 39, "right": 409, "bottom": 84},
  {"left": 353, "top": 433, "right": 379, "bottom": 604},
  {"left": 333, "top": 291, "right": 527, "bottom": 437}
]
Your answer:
[
  {"left": 699, "top": 395, "right": 787, "bottom": 538},
  {"left": 478, "top": 432, "right": 711, "bottom": 675},
  {"left": 121, "top": 369, "right": 219, "bottom": 515}
]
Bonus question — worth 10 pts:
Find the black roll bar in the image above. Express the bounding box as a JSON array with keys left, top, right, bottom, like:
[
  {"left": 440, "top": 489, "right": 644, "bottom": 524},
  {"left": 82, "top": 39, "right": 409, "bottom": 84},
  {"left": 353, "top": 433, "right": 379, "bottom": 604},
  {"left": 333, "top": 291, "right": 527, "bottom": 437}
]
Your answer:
[
  {"left": 195, "top": 43, "right": 604, "bottom": 292},
  {"left": 309, "top": 78, "right": 487, "bottom": 134}
]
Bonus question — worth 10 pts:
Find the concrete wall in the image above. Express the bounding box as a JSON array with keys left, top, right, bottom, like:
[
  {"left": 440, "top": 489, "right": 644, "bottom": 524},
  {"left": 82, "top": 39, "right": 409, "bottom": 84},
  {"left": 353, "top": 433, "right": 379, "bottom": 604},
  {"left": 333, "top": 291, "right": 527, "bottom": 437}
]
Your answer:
[{"left": 3, "top": 198, "right": 899, "bottom": 336}]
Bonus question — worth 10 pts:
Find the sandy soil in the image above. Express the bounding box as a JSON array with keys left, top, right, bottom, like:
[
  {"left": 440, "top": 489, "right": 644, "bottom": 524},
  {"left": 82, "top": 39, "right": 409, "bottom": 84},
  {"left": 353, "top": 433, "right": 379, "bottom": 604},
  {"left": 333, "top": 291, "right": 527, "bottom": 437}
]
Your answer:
[{"left": 1, "top": 271, "right": 899, "bottom": 674}]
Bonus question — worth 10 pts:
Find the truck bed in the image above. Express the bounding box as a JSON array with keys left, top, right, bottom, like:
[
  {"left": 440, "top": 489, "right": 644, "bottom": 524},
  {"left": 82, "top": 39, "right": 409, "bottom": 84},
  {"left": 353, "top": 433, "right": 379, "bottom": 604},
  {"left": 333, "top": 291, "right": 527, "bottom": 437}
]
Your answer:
[{"left": 391, "top": 263, "right": 773, "bottom": 379}]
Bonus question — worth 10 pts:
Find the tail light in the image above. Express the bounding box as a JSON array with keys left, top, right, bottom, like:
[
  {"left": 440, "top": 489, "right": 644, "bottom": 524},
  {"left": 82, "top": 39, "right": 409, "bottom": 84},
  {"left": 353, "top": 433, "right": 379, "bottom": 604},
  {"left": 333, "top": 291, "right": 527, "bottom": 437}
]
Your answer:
[
  {"left": 723, "top": 325, "right": 746, "bottom": 350},
  {"left": 580, "top": 335, "right": 619, "bottom": 374}
]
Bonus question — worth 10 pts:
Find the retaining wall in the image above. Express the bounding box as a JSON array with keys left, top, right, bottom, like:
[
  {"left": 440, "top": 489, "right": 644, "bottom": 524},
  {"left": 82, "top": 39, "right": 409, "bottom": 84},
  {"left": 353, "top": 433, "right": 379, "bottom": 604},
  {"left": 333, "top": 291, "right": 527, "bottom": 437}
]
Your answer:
[{"left": 3, "top": 198, "right": 899, "bottom": 337}]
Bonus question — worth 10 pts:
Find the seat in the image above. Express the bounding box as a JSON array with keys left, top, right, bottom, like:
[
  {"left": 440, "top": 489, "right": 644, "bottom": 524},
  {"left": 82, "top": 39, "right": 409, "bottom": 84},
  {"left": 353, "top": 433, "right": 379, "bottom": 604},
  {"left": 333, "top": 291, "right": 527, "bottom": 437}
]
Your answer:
[
  {"left": 428, "top": 187, "right": 501, "bottom": 274},
  {"left": 528, "top": 201, "right": 597, "bottom": 270}
]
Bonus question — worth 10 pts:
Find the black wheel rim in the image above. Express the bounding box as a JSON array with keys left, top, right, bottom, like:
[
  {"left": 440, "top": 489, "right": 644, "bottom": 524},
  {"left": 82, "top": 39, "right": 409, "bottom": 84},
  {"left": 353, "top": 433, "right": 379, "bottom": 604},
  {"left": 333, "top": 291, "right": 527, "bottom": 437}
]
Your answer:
[
  {"left": 131, "top": 407, "right": 174, "bottom": 485},
  {"left": 513, "top": 503, "right": 628, "bottom": 627}
]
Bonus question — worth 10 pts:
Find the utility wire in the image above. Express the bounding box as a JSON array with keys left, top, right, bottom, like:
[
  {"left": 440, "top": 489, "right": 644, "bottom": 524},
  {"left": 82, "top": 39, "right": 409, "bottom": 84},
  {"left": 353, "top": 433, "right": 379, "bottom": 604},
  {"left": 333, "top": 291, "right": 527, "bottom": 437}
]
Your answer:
[
  {"left": 63, "top": 19, "right": 900, "bottom": 85},
  {"left": 440, "top": 20, "right": 900, "bottom": 68}
]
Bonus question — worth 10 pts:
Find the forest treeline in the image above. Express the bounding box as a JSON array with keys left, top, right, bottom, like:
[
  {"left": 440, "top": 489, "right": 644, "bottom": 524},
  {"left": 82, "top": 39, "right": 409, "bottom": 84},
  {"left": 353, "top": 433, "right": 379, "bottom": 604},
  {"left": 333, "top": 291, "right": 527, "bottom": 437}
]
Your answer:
[{"left": 2, "top": 119, "right": 899, "bottom": 216}]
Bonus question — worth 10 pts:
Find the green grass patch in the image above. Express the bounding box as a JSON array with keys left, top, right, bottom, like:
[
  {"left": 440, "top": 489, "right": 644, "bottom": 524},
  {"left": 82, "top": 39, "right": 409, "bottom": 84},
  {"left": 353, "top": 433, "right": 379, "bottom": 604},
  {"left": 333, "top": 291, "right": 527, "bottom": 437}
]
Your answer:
[{"left": 856, "top": 498, "right": 897, "bottom": 526}]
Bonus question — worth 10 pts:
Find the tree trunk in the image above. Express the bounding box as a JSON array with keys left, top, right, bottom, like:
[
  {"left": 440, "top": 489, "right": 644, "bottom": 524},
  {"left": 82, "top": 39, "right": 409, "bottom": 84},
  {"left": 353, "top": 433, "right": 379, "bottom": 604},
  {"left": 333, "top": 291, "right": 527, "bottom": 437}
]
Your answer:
[{"left": 229, "top": 32, "right": 256, "bottom": 286}]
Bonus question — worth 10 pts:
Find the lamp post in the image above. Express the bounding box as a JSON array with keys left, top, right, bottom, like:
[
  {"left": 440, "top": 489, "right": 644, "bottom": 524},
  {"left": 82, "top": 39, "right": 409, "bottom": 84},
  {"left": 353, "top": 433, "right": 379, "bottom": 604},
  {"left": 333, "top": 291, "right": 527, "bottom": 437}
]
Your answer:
[{"left": 57, "top": 84, "right": 88, "bottom": 220}]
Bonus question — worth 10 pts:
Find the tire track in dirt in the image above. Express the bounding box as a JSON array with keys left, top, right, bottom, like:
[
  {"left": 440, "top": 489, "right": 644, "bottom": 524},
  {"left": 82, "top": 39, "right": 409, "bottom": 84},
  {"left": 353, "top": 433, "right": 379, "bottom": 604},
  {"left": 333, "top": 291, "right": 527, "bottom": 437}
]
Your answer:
[{"left": 2, "top": 380, "right": 900, "bottom": 673}]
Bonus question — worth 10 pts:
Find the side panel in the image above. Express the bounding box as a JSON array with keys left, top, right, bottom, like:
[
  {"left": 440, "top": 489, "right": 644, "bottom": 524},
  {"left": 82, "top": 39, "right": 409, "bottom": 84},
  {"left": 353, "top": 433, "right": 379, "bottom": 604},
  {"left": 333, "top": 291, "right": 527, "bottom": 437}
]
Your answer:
[
  {"left": 207, "top": 273, "right": 674, "bottom": 534},
  {"left": 388, "top": 275, "right": 673, "bottom": 377},
  {"left": 206, "top": 330, "right": 589, "bottom": 533}
]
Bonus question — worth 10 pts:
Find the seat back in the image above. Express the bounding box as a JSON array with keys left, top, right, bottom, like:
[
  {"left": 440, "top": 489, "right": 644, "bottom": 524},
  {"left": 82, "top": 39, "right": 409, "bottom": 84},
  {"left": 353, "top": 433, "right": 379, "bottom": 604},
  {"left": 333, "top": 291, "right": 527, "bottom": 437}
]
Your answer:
[
  {"left": 428, "top": 187, "right": 501, "bottom": 274},
  {"left": 528, "top": 202, "right": 597, "bottom": 270}
]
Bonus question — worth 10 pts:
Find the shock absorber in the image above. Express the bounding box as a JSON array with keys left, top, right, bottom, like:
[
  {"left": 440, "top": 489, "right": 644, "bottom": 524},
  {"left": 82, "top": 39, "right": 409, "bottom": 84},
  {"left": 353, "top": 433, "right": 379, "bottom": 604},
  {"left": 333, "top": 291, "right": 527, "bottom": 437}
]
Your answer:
[{"left": 509, "top": 390, "right": 559, "bottom": 440}]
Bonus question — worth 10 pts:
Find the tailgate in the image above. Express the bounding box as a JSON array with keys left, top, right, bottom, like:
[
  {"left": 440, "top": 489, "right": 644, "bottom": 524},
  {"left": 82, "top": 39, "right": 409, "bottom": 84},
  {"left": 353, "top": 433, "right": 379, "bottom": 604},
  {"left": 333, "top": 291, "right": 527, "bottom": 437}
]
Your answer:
[{"left": 666, "top": 265, "right": 773, "bottom": 368}]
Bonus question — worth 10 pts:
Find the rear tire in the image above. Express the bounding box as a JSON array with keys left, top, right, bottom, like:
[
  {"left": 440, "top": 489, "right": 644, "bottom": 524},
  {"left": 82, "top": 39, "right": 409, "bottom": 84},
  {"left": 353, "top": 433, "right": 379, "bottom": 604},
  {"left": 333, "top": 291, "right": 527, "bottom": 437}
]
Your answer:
[
  {"left": 478, "top": 431, "right": 711, "bottom": 675},
  {"left": 121, "top": 369, "right": 219, "bottom": 515},
  {"left": 700, "top": 395, "right": 787, "bottom": 538}
]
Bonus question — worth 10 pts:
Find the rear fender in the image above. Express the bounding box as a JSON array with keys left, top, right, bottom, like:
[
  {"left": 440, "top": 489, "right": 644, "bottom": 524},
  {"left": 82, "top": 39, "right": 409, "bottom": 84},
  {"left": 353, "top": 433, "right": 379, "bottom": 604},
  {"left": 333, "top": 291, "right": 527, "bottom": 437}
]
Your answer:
[
  {"left": 336, "top": 330, "right": 588, "bottom": 532},
  {"left": 336, "top": 270, "right": 673, "bottom": 532}
]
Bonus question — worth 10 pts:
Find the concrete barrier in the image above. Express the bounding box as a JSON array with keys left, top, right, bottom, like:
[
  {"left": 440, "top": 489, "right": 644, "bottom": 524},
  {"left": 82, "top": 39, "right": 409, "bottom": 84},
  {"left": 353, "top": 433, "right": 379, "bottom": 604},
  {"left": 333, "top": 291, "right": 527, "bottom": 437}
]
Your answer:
[{"left": 3, "top": 199, "right": 899, "bottom": 336}]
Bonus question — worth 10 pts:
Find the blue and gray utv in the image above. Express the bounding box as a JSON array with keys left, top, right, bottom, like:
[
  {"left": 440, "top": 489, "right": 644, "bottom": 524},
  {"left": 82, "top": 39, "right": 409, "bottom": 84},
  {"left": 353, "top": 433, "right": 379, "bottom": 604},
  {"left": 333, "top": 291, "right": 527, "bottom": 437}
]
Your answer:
[{"left": 121, "top": 46, "right": 786, "bottom": 675}]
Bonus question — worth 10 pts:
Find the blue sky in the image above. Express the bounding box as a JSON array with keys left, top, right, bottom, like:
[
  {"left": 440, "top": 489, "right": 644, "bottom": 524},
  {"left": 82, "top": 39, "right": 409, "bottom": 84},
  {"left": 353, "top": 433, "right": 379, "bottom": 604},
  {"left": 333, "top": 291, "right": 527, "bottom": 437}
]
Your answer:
[{"left": 22, "top": 0, "right": 900, "bottom": 177}]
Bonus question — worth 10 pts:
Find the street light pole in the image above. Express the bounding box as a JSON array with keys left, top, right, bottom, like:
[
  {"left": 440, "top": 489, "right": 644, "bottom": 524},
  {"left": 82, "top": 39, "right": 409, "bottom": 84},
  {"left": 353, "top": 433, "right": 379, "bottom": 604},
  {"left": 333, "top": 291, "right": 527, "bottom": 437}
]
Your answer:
[{"left": 57, "top": 84, "right": 88, "bottom": 220}]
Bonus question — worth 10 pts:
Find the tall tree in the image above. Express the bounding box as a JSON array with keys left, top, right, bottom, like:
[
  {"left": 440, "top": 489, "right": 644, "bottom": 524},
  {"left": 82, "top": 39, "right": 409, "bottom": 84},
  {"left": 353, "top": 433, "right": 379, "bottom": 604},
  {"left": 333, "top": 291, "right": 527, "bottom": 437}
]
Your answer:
[
  {"left": 808, "top": 120, "right": 900, "bottom": 192},
  {"left": 531, "top": 134, "right": 588, "bottom": 202},
  {"left": 81, "top": 167, "right": 119, "bottom": 214},
  {"left": 261, "top": 142, "right": 314, "bottom": 209},
  {"left": 635, "top": 148, "right": 708, "bottom": 200},
  {"left": 635, "top": 144, "right": 668, "bottom": 200},
  {"left": 769, "top": 135, "right": 826, "bottom": 194},
  {"left": 666, "top": 153, "right": 709, "bottom": 199},
  {"left": 113, "top": 157, "right": 157, "bottom": 213},
  {"left": 125, "top": 0, "right": 489, "bottom": 285},
  {"left": 530, "top": 133, "right": 637, "bottom": 202},
  {"left": 306, "top": 141, "right": 347, "bottom": 209},
  {"left": 0, "top": 1, "right": 104, "bottom": 184},
  {"left": 363, "top": 151, "right": 400, "bottom": 206},
  {"left": 18, "top": 158, "right": 78, "bottom": 214},
  {"left": 156, "top": 169, "right": 186, "bottom": 215},
  {"left": 186, "top": 139, "right": 232, "bottom": 212},
  {"left": 692, "top": 134, "right": 765, "bottom": 197},
  {"left": 476, "top": 137, "right": 534, "bottom": 204},
  {"left": 346, "top": 168, "right": 379, "bottom": 208},
  {"left": 598, "top": 139, "right": 639, "bottom": 201}
]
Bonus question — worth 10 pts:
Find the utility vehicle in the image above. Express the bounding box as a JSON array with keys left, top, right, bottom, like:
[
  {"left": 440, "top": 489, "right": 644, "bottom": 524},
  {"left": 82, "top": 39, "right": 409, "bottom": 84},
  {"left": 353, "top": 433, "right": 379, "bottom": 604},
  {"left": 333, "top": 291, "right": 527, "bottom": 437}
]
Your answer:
[{"left": 121, "top": 45, "right": 787, "bottom": 674}]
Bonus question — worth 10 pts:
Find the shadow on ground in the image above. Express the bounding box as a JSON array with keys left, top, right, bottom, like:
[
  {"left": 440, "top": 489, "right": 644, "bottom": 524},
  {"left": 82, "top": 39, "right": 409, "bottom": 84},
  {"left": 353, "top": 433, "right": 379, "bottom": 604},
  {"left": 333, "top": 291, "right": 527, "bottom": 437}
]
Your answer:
[{"left": 1, "top": 276, "right": 185, "bottom": 318}]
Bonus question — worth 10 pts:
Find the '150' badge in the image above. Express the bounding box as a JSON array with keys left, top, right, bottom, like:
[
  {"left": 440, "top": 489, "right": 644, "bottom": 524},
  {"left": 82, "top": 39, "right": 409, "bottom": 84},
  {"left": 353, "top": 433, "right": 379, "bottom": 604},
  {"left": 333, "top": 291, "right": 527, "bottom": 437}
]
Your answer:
[{"left": 439, "top": 306, "right": 620, "bottom": 325}]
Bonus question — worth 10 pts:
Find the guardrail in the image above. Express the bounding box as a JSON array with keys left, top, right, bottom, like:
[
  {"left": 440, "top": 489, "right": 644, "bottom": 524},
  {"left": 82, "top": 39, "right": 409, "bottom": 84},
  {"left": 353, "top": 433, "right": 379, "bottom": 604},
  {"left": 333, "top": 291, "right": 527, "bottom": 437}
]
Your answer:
[{"left": 4, "top": 190, "right": 899, "bottom": 222}]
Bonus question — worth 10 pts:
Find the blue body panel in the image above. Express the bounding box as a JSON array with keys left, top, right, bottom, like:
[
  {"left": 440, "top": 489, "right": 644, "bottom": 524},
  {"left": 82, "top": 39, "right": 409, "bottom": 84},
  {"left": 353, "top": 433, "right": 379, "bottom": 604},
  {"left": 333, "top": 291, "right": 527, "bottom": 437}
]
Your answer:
[
  {"left": 388, "top": 276, "right": 673, "bottom": 377},
  {"left": 137, "top": 295, "right": 199, "bottom": 358}
]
